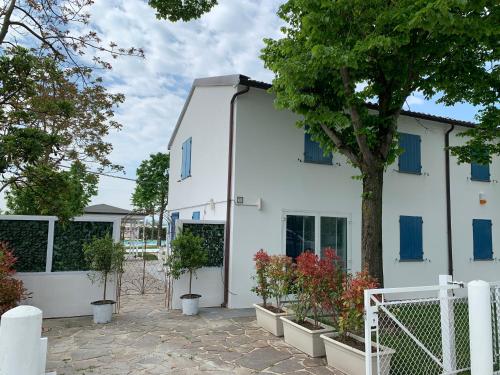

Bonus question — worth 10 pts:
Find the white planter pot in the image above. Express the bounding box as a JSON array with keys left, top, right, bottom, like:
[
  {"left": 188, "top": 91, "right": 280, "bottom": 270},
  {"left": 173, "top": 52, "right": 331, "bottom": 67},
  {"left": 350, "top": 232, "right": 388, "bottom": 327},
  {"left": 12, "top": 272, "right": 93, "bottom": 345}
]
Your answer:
[
  {"left": 321, "top": 332, "right": 395, "bottom": 375},
  {"left": 91, "top": 301, "right": 115, "bottom": 324},
  {"left": 181, "top": 294, "right": 201, "bottom": 315},
  {"left": 280, "top": 316, "right": 335, "bottom": 357},
  {"left": 253, "top": 304, "right": 288, "bottom": 336}
]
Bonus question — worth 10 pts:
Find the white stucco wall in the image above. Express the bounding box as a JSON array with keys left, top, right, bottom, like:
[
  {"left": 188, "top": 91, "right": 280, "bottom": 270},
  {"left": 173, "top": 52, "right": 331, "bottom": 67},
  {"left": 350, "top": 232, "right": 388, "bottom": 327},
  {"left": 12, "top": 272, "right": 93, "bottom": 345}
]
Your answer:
[
  {"left": 167, "top": 83, "right": 500, "bottom": 309},
  {"left": 16, "top": 272, "right": 116, "bottom": 318},
  {"left": 168, "top": 85, "right": 237, "bottom": 222},
  {"left": 170, "top": 268, "right": 224, "bottom": 309},
  {"left": 228, "top": 87, "right": 500, "bottom": 308}
]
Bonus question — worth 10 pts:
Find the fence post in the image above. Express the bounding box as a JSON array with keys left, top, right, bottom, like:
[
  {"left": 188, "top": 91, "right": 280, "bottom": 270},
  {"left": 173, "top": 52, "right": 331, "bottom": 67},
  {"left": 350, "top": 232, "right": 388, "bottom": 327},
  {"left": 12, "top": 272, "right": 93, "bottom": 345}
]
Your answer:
[
  {"left": 439, "top": 274, "right": 456, "bottom": 372},
  {"left": 468, "top": 280, "right": 493, "bottom": 375},
  {"left": 0, "top": 306, "right": 45, "bottom": 375},
  {"left": 365, "top": 289, "right": 376, "bottom": 375}
]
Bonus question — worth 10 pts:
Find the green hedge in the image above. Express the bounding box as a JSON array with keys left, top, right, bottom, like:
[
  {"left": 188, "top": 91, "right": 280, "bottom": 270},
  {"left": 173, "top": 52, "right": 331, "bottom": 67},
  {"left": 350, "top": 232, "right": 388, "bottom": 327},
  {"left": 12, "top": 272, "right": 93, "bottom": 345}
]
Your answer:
[
  {"left": 183, "top": 223, "right": 224, "bottom": 267},
  {"left": 52, "top": 221, "right": 113, "bottom": 271},
  {"left": 0, "top": 220, "right": 49, "bottom": 272}
]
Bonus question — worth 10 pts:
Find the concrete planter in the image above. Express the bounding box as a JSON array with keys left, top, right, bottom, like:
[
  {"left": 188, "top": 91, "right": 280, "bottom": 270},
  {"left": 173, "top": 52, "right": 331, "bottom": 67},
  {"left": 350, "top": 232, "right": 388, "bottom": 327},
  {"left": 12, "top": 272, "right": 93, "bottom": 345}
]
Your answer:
[
  {"left": 321, "top": 332, "right": 395, "bottom": 375},
  {"left": 280, "top": 316, "right": 334, "bottom": 357},
  {"left": 91, "top": 300, "right": 115, "bottom": 324},
  {"left": 181, "top": 294, "right": 201, "bottom": 315},
  {"left": 253, "top": 304, "right": 288, "bottom": 336}
]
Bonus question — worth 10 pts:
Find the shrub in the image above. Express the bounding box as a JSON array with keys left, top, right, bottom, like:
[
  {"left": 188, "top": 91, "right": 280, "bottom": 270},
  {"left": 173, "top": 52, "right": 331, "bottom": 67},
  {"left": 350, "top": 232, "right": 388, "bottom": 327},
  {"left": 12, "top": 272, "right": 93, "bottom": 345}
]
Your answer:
[
  {"left": 267, "top": 254, "right": 294, "bottom": 311},
  {"left": 292, "top": 249, "right": 343, "bottom": 328},
  {"left": 83, "top": 235, "right": 125, "bottom": 302},
  {"left": 0, "top": 242, "right": 29, "bottom": 315},
  {"left": 338, "top": 269, "right": 379, "bottom": 337},
  {"left": 251, "top": 249, "right": 271, "bottom": 307},
  {"left": 166, "top": 230, "right": 207, "bottom": 296}
]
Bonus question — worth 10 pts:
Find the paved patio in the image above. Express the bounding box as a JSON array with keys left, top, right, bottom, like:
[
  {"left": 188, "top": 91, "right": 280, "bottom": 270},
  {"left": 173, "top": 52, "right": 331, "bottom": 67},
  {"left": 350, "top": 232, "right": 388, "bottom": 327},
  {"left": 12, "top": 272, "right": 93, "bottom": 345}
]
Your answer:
[{"left": 44, "top": 295, "right": 343, "bottom": 374}]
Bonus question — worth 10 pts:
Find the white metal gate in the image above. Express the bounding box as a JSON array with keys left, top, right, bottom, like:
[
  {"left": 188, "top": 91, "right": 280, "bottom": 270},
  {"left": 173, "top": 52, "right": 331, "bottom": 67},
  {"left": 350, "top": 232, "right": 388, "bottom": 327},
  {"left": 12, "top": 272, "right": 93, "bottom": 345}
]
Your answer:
[{"left": 364, "top": 276, "right": 471, "bottom": 375}]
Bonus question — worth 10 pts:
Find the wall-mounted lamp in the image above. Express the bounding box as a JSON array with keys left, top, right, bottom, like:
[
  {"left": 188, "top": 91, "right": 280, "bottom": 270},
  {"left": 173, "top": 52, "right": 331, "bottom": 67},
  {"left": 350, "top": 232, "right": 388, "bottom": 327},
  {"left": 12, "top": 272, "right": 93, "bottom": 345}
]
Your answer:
[{"left": 479, "top": 192, "right": 487, "bottom": 205}]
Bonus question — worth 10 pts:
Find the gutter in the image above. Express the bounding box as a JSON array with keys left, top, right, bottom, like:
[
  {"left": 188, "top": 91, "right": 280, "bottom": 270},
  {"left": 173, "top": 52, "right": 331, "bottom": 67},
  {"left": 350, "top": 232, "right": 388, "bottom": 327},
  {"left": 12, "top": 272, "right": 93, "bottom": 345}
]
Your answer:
[
  {"left": 445, "top": 125, "right": 455, "bottom": 277},
  {"left": 222, "top": 84, "right": 250, "bottom": 308}
]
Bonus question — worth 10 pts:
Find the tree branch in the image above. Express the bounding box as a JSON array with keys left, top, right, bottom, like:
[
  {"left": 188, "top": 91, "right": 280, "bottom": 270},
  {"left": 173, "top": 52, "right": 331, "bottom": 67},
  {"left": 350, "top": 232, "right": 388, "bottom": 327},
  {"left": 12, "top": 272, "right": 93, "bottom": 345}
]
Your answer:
[
  {"left": 320, "top": 123, "right": 360, "bottom": 166},
  {"left": 9, "top": 21, "right": 62, "bottom": 57},
  {"left": 340, "top": 67, "right": 375, "bottom": 166},
  {"left": 0, "top": 0, "right": 16, "bottom": 44}
]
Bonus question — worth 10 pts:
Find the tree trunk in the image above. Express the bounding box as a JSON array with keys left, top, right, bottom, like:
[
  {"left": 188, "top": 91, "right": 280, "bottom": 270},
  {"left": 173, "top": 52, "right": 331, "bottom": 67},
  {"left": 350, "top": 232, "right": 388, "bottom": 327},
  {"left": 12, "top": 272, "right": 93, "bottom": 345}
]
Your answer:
[
  {"left": 361, "top": 167, "right": 385, "bottom": 286},
  {"left": 189, "top": 270, "right": 193, "bottom": 296},
  {"left": 151, "top": 213, "right": 155, "bottom": 243},
  {"left": 103, "top": 272, "right": 108, "bottom": 301},
  {"left": 157, "top": 194, "right": 166, "bottom": 246}
]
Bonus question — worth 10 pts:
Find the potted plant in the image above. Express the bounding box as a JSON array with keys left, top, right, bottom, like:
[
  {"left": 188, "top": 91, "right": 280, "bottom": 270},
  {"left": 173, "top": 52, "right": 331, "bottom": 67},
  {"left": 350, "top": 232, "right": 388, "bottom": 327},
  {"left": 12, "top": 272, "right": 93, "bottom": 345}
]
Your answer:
[
  {"left": 166, "top": 230, "right": 207, "bottom": 315},
  {"left": 280, "top": 249, "right": 342, "bottom": 357},
  {"left": 83, "top": 235, "right": 125, "bottom": 324},
  {"left": 321, "top": 270, "right": 395, "bottom": 375},
  {"left": 252, "top": 250, "right": 293, "bottom": 336}
]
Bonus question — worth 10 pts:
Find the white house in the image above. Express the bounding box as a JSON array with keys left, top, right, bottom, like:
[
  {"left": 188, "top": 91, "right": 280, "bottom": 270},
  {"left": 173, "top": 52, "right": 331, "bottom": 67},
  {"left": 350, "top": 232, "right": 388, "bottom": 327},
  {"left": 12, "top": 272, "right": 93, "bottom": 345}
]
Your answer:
[{"left": 167, "top": 74, "right": 499, "bottom": 309}]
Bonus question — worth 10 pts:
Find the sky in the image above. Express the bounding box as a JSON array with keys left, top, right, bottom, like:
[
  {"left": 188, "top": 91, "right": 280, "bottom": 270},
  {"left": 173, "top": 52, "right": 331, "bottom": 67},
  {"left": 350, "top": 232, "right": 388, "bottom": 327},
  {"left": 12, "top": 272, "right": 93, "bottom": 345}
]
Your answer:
[{"left": 0, "top": 0, "right": 482, "bottom": 211}]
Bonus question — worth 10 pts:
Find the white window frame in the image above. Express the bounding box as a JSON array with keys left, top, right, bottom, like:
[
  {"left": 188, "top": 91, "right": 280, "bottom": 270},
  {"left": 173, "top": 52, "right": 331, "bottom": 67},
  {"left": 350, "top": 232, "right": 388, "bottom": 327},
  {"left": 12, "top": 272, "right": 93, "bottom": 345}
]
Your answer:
[{"left": 281, "top": 209, "right": 352, "bottom": 270}]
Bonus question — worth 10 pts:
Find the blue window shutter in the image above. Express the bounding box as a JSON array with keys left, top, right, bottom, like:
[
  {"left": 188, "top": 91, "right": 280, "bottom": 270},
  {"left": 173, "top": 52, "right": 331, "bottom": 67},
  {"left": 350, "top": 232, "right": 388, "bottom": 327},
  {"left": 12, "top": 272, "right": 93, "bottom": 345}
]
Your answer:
[
  {"left": 170, "top": 212, "right": 179, "bottom": 240},
  {"left": 304, "top": 131, "right": 332, "bottom": 165},
  {"left": 473, "top": 219, "right": 493, "bottom": 260},
  {"left": 192, "top": 211, "right": 200, "bottom": 220},
  {"left": 400, "top": 216, "right": 423, "bottom": 260},
  {"left": 186, "top": 137, "right": 192, "bottom": 177},
  {"left": 398, "top": 133, "right": 422, "bottom": 174},
  {"left": 181, "top": 141, "right": 187, "bottom": 179},
  {"left": 471, "top": 163, "right": 490, "bottom": 182}
]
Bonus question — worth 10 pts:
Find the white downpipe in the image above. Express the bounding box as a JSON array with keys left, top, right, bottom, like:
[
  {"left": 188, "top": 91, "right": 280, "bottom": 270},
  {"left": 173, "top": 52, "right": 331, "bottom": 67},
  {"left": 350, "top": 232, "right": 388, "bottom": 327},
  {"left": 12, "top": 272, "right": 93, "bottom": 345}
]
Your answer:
[
  {"left": 0, "top": 306, "right": 45, "bottom": 375},
  {"left": 468, "top": 280, "right": 493, "bottom": 375}
]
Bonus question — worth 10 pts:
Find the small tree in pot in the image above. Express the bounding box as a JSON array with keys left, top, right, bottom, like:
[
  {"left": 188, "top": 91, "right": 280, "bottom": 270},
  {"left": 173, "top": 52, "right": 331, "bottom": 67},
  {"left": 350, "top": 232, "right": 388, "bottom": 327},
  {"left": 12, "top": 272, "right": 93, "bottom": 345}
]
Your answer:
[
  {"left": 83, "top": 235, "right": 125, "bottom": 324},
  {"left": 166, "top": 230, "right": 207, "bottom": 315}
]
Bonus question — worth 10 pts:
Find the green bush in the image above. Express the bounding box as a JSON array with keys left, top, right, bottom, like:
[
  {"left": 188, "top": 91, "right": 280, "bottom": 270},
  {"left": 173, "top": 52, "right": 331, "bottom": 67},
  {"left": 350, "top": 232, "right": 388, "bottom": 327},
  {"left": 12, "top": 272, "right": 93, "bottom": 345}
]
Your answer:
[
  {"left": 166, "top": 230, "right": 207, "bottom": 296},
  {"left": 83, "top": 235, "right": 125, "bottom": 302}
]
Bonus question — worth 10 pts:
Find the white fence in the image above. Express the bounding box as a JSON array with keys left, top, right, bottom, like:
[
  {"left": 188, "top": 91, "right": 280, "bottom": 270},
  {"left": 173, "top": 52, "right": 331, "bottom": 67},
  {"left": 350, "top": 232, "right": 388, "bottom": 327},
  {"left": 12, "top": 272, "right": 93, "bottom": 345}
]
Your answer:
[
  {"left": 0, "top": 214, "right": 121, "bottom": 318},
  {"left": 365, "top": 276, "right": 500, "bottom": 375}
]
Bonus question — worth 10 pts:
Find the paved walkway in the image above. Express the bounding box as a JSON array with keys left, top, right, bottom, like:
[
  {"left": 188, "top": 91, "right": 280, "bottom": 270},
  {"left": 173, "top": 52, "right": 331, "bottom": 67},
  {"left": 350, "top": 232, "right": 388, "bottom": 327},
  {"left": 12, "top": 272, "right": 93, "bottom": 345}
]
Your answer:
[{"left": 45, "top": 295, "right": 342, "bottom": 374}]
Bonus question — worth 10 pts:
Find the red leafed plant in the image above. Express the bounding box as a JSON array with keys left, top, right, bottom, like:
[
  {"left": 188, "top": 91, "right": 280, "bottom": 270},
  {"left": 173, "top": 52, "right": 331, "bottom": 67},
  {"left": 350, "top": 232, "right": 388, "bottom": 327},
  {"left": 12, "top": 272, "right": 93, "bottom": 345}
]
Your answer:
[
  {"left": 267, "top": 254, "right": 294, "bottom": 311},
  {"left": 251, "top": 249, "right": 271, "bottom": 307},
  {"left": 338, "top": 269, "right": 379, "bottom": 338},
  {"left": 293, "top": 248, "right": 343, "bottom": 328},
  {"left": 0, "top": 242, "right": 29, "bottom": 315}
]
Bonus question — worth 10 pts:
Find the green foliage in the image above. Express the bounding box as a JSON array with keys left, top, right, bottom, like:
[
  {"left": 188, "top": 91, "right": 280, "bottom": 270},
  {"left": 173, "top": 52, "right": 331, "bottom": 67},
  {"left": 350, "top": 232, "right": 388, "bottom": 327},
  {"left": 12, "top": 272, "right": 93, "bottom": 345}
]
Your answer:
[
  {"left": 166, "top": 230, "right": 207, "bottom": 295},
  {"left": 6, "top": 162, "right": 98, "bottom": 222},
  {"left": 261, "top": 0, "right": 499, "bottom": 281},
  {"left": 53, "top": 221, "right": 114, "bottom": 272},
  {"left": 149, "top": 0, "right": 217, "bottom": 21},
  {"left": 0, "top": 220, "right": 49, "bottom": 272},
  {"left": 83, "top": 235, "right": 125, "bottom": 301},
  {"left": 182, "top": 223, "right": 224, "bottom": 267}
]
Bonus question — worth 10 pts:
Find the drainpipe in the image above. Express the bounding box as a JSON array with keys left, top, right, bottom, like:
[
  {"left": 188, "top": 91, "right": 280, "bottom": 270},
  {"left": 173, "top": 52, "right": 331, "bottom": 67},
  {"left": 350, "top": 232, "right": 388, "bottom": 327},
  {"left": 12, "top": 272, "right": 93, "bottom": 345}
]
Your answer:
[
  {"left": 222, "top": 84, "right": 250, "bottom": 308},
  {"left": 445, "top": 125, "right": 455, "bottom": 277}
]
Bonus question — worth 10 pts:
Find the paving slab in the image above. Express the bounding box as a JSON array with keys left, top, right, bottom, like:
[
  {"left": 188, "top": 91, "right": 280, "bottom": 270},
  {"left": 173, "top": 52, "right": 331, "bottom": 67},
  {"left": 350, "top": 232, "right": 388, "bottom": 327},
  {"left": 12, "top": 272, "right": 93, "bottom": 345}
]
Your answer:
[{"left": 44, "top": 294, "right": 342, "bottom": 374}]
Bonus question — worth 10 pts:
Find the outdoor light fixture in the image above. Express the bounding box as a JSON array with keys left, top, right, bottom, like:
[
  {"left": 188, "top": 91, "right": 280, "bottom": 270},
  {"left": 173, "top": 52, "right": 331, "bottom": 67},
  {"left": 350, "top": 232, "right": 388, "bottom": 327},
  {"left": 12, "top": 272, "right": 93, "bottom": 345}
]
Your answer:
[{"left": 479, "top": 192, "right": 487, "bottom": 205}]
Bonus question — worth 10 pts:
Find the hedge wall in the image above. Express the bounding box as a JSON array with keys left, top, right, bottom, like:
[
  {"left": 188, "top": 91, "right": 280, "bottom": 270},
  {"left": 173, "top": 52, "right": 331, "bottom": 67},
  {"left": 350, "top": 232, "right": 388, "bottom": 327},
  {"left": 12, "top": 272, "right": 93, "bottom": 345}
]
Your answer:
[
  {"left": 183, "top": 223, "right": 224, "bottom": 267},
  {"left": 52, "top": 221, "right": 113, "bottom": 271},
  {"left": 0, "top": 220, "right": 49, "bottom": 272}
]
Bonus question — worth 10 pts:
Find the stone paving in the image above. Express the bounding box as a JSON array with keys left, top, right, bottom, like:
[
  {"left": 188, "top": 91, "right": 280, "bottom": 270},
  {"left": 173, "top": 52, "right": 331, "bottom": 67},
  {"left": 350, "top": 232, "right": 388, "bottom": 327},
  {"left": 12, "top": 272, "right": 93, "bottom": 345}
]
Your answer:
[{"left": 44, "top": 295, "right": 344, "bottom": 375}]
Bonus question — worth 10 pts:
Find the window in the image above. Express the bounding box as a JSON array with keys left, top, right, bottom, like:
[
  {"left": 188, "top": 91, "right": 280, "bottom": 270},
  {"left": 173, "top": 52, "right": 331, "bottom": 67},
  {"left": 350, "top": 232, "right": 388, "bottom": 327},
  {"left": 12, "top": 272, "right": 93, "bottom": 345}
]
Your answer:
[
  {"left": 286, "top": 215, "right": 315, "bottom": 260},
  {"left": 192, "top": 211, "right": 200, "bottom": 220},
  {"left": 181, "top": 137, "right": 192, "bottom": 179},
  {"left": 471, "top": 163, "right": 490, "bottom": 182},
  {"left": 398, "top": 133, "right": 422, "bottom": 174},
  {"left": 473, "top": 219, "right": 493, "bottom": 260},
  {"left": 170, "top": 212, "right": 179, "bottom": 240},
  {"left": 285, "top": 214, "right": 348, "bottom": 268},
  {"left": 400, "top": 216, "right": 423, "bottom": 261},
  {"left": 304, "top": 131, "right": 332, "bottom": 165}
]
